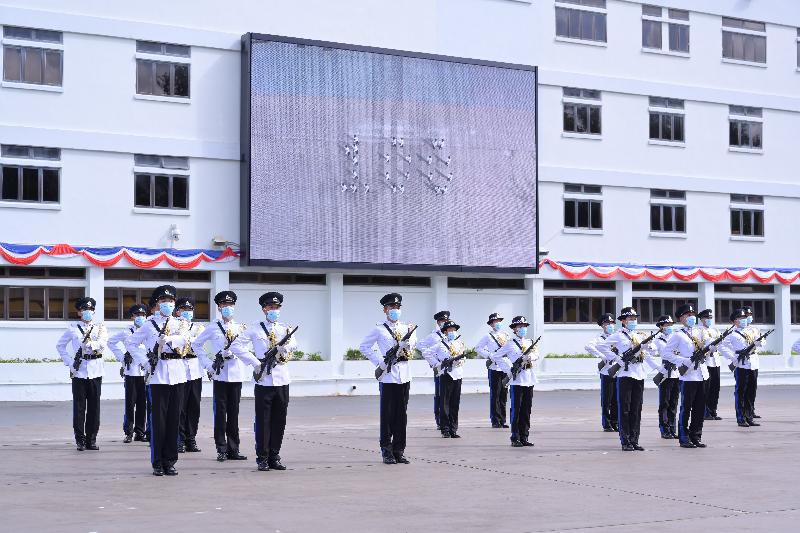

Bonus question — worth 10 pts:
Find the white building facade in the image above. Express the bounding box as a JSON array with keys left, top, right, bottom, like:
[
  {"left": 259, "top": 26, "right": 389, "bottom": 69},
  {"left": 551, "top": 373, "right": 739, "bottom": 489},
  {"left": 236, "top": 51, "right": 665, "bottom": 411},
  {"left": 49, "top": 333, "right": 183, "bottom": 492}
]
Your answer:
[{"left": 2, "top": 0, "right": 800, "bottom": 375}]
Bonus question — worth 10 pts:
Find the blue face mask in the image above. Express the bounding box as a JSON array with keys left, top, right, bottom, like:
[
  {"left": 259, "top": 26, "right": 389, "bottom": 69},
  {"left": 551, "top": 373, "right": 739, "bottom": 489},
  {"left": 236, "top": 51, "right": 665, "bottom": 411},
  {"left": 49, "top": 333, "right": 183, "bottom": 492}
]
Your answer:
[
  {"left": 159, "top": 302, "right": 175, "bottom": 316},
  {"left": 266, "top": 309, "right": 280, "bottom": 322},
  {"left": 517, "top": 327, "right": 528, "bottom": 338},
  {"left": 746, "top": 316, "right": 753, "bottom": 325},
  {"left": 664, "top": 325, "right": 675, "bottom": 335},
  {"left": 447, "top": 331, "right": 457, "bottom": 341},
  {"left": 181, "top": 310, "right": 194, "bottom": 321},
  {"left": 702, "top": 318, "right": 713, "bottom": 328},
  {"left": 686, "top": 316, "right": 697, "bottom": 327},
  {"left": 134, "top": 316, "right": 146, "bottom": 328},
  {"left": 81, "top": 310, "right": 94, "bottom": 322},
  {"left": 387, "top": 308, "right": 401, "bottom": 321},
  {"left": 221, "top": 306, "right": 235, "bottom": 318},
  {"left": 626, "top": 320, "right": 638, "bottom": 331},
  {"left": 604, "top": 324, "right": 614, "bottom": 335},
  {"left": 493, "top": 322, "right": 503, "bottom": 332},
  {"left": 737, "top": 318, "right": 748, "bottom": 328}
]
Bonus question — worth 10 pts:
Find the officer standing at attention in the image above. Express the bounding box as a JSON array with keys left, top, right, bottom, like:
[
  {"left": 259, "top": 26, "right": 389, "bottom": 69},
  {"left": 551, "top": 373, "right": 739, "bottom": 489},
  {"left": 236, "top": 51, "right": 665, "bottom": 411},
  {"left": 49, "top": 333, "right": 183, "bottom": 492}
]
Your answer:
[
  {"left": 56, "top": 297, "right": 108, "bottom": 451},
  {"left": 741, "top": 306, "right": 762, "bottom": 419},
  {"left": 719, "top": 308, "right": 762, "bottom": 428},
  {"left": 698, "top": 309, "right": 723, "bottom": 421},
  {"left": 125, "top": 285, "right": 190, "bottom": 476},
  {"left": 359, "top": 293, "right": 417, "bottom": 465},
  {"left": 175, "top": 297, "right": 204, "bottom": 453},
  {"left": 192, "top": 291, "right": 249, "bottom": 462},
  {"left": 491, "top": 316, "right": 539, "bottom": 448},
  {"left": 597, "top": 307, "right": 653, "bottom": 452},
  {"left": 108, "top": 304, "right": 148, "bottom": 443},
  {"left": 415, "top": 310, "right": 451, "bottom": 430},
  {"left": 424, "top": 320, "right": 466, "bottom": 439},
  {"left": 651, "top": 315, "right": 679, "bottom": 439},
  {"left": 232, "top": 292, "right": 298, "bottom": 472},
  {"left": 584, "top": 312, "right": 618, "bottom": 433},
  {"left": 476, "top": 313, "right": 510, "bottom": 429}
]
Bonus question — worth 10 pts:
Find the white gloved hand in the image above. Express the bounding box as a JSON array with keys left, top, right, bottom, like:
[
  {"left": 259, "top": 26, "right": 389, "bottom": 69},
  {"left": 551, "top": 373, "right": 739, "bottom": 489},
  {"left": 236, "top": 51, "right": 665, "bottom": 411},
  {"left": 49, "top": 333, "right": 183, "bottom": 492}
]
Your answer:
[
  {"left": 277, "top": 345, "right": 289, "bottom": 356},
  {"left": 398, "top": 340, "right": 411, "bottom": 350},
  {"left": 379, "top": 361, "right": 388, "bottom": 372}
]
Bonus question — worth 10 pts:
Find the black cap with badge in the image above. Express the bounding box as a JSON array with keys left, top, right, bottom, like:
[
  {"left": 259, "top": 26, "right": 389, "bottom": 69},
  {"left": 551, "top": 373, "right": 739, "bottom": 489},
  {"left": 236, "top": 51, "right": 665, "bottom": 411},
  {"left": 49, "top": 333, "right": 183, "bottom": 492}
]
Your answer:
[
  {"left": 152, "top": 285, "right": 177, "bottom": 301},
  {"left": 380, "top": 293, "right": 402, "bottom": 306},
  {"left": 597, "top": 312, "right": 615, "bottom": 326},
  {"left": 128, "top": 303, "right": 147, "bottom": 316},
  {"left": 675, "top": 304, "right": 696, "bottom": 319},
  {"left": 439, "top": 320, "right": 460, "bottom": 332},
  {"left": 214, "top": 291, "right": 237, "bottom": 305},
  {"left": 617, "top": 307, "right": 638, "bottom": 320},
  {"left": 487, "top": 312, "right": 504, "bottom": 325},
  {"left": 433, "top": 310, "right": 450, "bottom": 322},
  {"left": 730, "top": 308, "right": 747, "bottom": 321},
  {"left": 656, "top": 314, "right": 674, "bottom": 326},
  {"left": 175, "top": 297, "right": 195, "bottom": 310},
  {"left": 259, "top": 292, "right": 284, "bottom": 307},
  {"left": 509, "top": 315, "right": 530, "bottom": 328},
  {"left": 75, "top": 297, "right": 96, "bottom": 311}
]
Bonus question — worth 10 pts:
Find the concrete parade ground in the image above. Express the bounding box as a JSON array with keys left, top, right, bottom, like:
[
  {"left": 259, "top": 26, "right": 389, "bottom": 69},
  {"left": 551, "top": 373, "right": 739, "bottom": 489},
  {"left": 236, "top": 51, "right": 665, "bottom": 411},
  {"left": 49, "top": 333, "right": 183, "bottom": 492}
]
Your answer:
[{"left": 0, "top": 385, "right": 798, "bottom": 533}]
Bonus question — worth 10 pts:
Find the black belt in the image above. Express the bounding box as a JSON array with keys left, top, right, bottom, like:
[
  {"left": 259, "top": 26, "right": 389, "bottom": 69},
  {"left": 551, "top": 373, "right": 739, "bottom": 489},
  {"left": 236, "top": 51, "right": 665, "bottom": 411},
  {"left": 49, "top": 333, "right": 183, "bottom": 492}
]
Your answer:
[
  {"left": 160, "top": 353, "right": 183, "bottom": 360},
  {"left": 183, "top": 354, "right": 197, "bottom": 359},
  {"left": 83, "top": 353, "right": 103, "bottom": 360}
]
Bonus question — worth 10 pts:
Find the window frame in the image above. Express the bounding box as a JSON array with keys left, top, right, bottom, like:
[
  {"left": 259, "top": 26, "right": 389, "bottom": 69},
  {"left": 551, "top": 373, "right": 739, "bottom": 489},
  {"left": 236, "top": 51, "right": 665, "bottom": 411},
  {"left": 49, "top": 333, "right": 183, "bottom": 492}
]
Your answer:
[
  {"left": 562, "top": 87, "right": 602, "bottom": 137},
  {"left": 0, "top": 285, "right": 84, "bottom": 321},
  {"left": 2, "top": 44, "right": 63, "bottom": 86},
  {"left": 543, "top": 295, "right": 617, "bottom": 324},
  {"left": 135, "top": 58, "right": 191, "bottom": 99},
  {"left": 631, "top": 297, "right": 698, "bottom": 324},
  {"left": 554, "top": 0, "right": 608, "bottom": 45},
  {"left": 104, "top": 286, "right": 210, "bottom": 321},
  {"left": 648, "top": 97, "right": 686, "bottom": 144},
  {"left": 133, "top": 172, "right": 190, "bottom": 210},
  {"left": 563, "top": 183, "right": 603, "bottom": 231},
  {"left": 649, "top": 189, "right": 687, "bottom": 234},
  {"left": 641, "top": 5, "right": 690, "bottom": 56},
  {"left": 1, "top": 164, "right": 60, "bottom": 204},
  {"left": 715, "top": 298, "right": 775, "bottom": 325},
  {"left": 721, "top": 17, "right": 767, "bottom": 65}
]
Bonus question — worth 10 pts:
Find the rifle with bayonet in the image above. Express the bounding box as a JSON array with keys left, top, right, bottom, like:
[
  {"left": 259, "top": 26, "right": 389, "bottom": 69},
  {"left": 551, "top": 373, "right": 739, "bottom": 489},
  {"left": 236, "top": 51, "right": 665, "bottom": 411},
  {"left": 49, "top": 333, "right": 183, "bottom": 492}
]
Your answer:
[
  {"left": 254, "top": 326, "right": 299, "bottom": 381},
  {"left": 598, "top": 346, "right": 619, "bottom": 371},
  {"left": 728, "top": 328, "right": 774, "bottom": 371},
  {"left": 679, "top": 325, "right": 735, "bottom": 376},
  {"left": 500, "top": 336, "right": 542, "bottom": 387},
  {"left": 374, "top": 325, "right": 418, "bottom": 380},
  {"left": 608, "top": 331, "right": 658, "bottom": 378},
  {"left": 212, "top": 323, "right": 241, "bottom": 375},
  {"left": 72, "top": 325, "right": 95, "bottom": 373},
  {"left": 438, "top": 335, "right": 464, "bottom": 374}
]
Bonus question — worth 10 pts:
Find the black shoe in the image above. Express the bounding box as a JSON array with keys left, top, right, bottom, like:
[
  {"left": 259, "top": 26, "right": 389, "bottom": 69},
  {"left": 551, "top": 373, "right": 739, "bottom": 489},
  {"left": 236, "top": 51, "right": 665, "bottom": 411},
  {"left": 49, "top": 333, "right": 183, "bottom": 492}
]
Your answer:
[
  {"left": 492, "top": 423, "right": 502, "bottom": 428},
  {"left": 217, "top": 452, "right": 227, "bottom": 462},
  {"left": 227, "top": 452, "right": 248, "bottom": 460},
  {"left": 502, "top": 424, "right": 509, "bottom": 428},
  {"left": 704, "top": 415, "right": 714, "bottom": 421},
  {"left": 633, "top": 444, "right": 645, "bottom": 451},
  {"left": 177, "top": 442, "right": 186, "bottom": 453},
  {"left": 76, "top": 442, "right": 85, "bottom": 451},
  {"left": 610, "top": 425, "right": 619, "bottom": 432},
  {"left": 746, "top": 420, "right": 760, "bottom": 427},
  {"left": 382, "top": 453, "right": 397, "bottom": 465},
  {"left": 393, "top": 453, "right": 410, "bottom": 464},
  {"left": 621, "top": 444, "right": 634, "bottom": 451},
  {"left": 134, "top": 433, "right": 147, "bottom": 442},
  {"left": 680, "top": 441, "right": 697, "bottom": 448},
  {"left": 257, "top": 460, "right": 270, "bottom": 472},
  {"left": 604, "top": 427, "right": 616, "bottom": 432},
  {"left": 268, "top": 459, "right": 287, "bottom": 471},
  {"left": 714, "top": 416, "right": 722, "bottom": 421},
  {"left": 152, "top": 465, "right": 164, "bottom": 476},
  {"left": 661, "top": 433, "right": 672, "bottom": 439},
  {"left": 185, "top": 441, "right": 201, "bottom": 453},
  {"left": 123, "top": 434, "right": 133, "bottom": 443},
  {"left": 450, "top": 433, "right": 461, "bottom": 439},
  {"left": 692, "top": 441, "right": 707, "bottom": 448},
  {"left": 441, "top": 432, "right": 450, "bottom": 438},
  {"left": 86, "top": 442, "right": 99, "bottom": 451},
  {"left": 164, "top": 466, "right": 178, "bottom": 476},
  {"left": 737, "top": 421, "right": 750, "bottom": 428},
  {"left": 670, "top": 433, "right": 679, "bottom": 439},
  {"left": 511, "top": 440, "right": 524, "bottom": 447},
  {"left": 753, "top": 414, "right": 761, "bottom": 419},
  {"left": 436, "top": 425, "right": 442, "bottom": 431},
  {"left": 521, "top": 440, "right": 534, "bottom": 447}
]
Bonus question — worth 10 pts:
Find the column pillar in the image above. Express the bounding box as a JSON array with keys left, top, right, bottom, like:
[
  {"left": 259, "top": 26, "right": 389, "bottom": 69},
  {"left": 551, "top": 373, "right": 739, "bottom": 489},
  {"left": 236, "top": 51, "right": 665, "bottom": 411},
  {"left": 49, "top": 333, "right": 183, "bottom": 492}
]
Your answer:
[
  {"left": 327, "top": 273, "right": 345, "bottom": 375},
  {"left": 775, "top": 284, "right": 791, "bottom": 356},
  {"left": 698, "top": 281, "right": 715, "bottom": 314},
  {"left": 210, "top": 270, "right": 229, "bottom": 321},
  {"left": 616, "top": 279, "right": 633, "bottom": 311},
  {"left": 431, "top": 275, "right": 448, "bottom": 315},
  {"left": 86, "top": 266, "right": 105, "bottom": 322},
  {"left": 526, "top": 277, "right": 544, "bottom": 339}
]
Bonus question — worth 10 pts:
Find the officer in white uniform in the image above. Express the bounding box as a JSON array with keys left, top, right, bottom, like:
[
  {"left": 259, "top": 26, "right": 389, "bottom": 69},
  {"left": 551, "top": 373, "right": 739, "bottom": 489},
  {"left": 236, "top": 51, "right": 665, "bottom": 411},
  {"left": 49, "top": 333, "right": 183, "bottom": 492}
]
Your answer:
[
  {"left": 698, "top": 309, "right": 723, "bottom": 421},
  {"left": 424, "top": 320, "right": 466, "bottom": 439},
  {"left": 231, "top": 291, "right": 298, "bottom": 472},
  {"left": 192, "top": 291, "right": 249, "bottom": 462},
  {"left": 359, "top": 292, "right": 417, "bottom": 465},
  {"left": 125, "top": 285, "right": 190, "bottom": 476},
  {"left": 741, "top": 305, "right": 762, "bottom": 419},
  {"left": 719, "top": 308, "right": 762, "bottom": 428},
  {"left": 491, "top": 316, "right": 539, "bottom": 447},
  {"left": 108, "top": 303, "right": 148, "bottom": 443},
  {"left": 476, "top": 312, "right": 510, "bottom": 429},
  {"left": 415, "top": 310, "right": 450, "bottom": 430},
  {"left": 597, "top": 307, "right": 655, "bottom": 451},
  {"left": 650, "top": 315, "right": 678, "bottom": 439},
  {"left": 584, "top": 312, "right": 618, "bottom": 433},
  {"left": 56, "top": 296, "right": 108, "bottom": 451},
  {"left": 175, "top": 296, "right": 204, "bottom": 453}
]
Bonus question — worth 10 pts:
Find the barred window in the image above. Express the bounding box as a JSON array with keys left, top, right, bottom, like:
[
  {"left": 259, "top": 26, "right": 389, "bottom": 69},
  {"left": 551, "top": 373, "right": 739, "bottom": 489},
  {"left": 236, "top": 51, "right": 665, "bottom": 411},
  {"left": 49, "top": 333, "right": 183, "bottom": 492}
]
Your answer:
[
  {"left": 0, "top": 286, "right": 84, "bottom": 320},
  {"left": 104, "top": 287, "right": 210, "bottom": 321},
  {"left": 715, "top": 299, "right": 774, "bottom": 324},
  {"left": 632, "top": 297, "right": 697, "bottom": 323},
  {"left": 2, "top": 26, "right": 63, "bottom": 87},
  {"left": 555, "top": 1, "right": 607, "bottom": 43},
  {"left": 544, "top": 296, "right": 616, "bottom": 324}
]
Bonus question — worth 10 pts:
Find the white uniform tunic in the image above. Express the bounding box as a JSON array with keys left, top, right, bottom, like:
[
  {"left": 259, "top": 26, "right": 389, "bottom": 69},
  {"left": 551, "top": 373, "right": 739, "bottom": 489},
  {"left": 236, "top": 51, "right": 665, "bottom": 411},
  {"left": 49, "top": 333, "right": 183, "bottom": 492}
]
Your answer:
[
  {"left": 56, "top": 321, "right": 108, "bottom": 379},
  {"left": 491, "top": 336, "right": 540, "bottom": 387},
  {"left": 650, "top": 334, "right": 673, "bottom": 376},
  {"left": 699, "top": 326, "right": 722, "bottom": 367},
  {"left": 418, "top": 328, "right": 445, "bottom": 369},
  {"left": 192, "top": 320, "right": 251, "bottom": 382},
  {"left": 426, "top": 337, "right": 467, "bottom": 381},
  {"left": 663, "top": 326, "right": 708, "bottom": 382},
  {"left": 597, "top": 328, "right": 656, "bottom": 381},
  {"left": 182, "top": 322, "right": 206, "bottom": 381},
  {"left": 585, "top": 333, "right": 613, "bottom": 375},
  {"left": 359, "top": 321, "right": 418, "bottom": 385},
  {"left": 109, "top": 325, "right": 147, "bottom": 377},
  {"left": 719, "top": 327, "right": 762, "bottom": 371},
  {"left": 231, "top": 320, "right": 298, "bottom": 387},
  {"left": 125, "top": 314, "right": 189, "bottom": 385},
  {"left": 476, "top": 330, "right": 510, "bottom": 371}
]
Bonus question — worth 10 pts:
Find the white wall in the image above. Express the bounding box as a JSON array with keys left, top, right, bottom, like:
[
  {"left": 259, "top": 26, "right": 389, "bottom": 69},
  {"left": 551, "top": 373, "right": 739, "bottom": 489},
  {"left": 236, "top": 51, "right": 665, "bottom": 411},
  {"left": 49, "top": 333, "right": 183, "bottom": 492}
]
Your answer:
[{"left": 446, "top": 289, "right": 529, "bottom": 348}]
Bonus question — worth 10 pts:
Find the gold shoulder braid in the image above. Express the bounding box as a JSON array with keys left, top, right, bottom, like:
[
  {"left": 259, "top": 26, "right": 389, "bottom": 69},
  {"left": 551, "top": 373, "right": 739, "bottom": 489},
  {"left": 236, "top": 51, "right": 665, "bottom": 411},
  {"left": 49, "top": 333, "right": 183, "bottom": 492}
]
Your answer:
[
  {"left": 497, "top": 333, "right": 508, "bottom": 347},
  {"left": 523, "top": 339, "right": 535, "bottom": 369},
  {"left": 276, "top": 325, "right": 292, "bottom": 364},
  {"left": 395, "top": 323, "right": 414, "bottom": 360},
  {"left": 92, "top": 324, "right": 107, "bottom": 356},
  {"left": 632, "top": 333, "right": 644, "bottom": 363},
  {"left": 450, "top": 340, "right": 466, "bottom": 367}
]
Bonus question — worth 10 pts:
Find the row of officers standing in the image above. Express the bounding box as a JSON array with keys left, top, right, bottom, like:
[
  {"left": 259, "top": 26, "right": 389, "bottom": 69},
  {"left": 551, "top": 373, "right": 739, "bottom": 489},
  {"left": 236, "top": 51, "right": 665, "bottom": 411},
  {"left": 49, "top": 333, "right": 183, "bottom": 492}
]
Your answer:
[{"left": 56, "top": 287, "right": 790, "bottom": 474}]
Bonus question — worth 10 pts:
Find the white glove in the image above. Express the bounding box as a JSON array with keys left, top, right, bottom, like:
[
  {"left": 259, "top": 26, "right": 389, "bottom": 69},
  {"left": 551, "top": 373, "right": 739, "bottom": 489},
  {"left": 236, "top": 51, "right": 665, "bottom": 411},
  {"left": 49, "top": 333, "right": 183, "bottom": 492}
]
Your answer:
[
  {"left": 379, "top": 361, "right": 388, "bottom": 371},
  {"left": 398, "top": 340, "right": 411, "bottom": 350},
  {"left": 277, "top": 345, "right": 289, "bottom": 356},
  {"left": 157, "top": 336, "right": 167, "bottom": 350}
]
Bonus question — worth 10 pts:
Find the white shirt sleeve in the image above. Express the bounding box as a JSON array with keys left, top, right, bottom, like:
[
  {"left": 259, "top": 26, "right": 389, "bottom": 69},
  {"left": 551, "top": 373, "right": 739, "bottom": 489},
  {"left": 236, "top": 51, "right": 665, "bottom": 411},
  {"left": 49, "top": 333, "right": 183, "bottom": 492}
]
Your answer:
[
  {"left": 192, "top": 326, "right": 215, "bottom": 371},
  {"left": 55, "top": 327, "right": 74, "bottom": 368},
  {"left": 491, "top": 341, "right": 513, "bottom": 374},
  {"left": 358, "top": 327, "right": 383, "bottom": 367},
  {"left": 108, "top": 329, "right": 128, "bottom": 363},
  {"left": 231, "top": 328, "right": 260, "bottom": 368},
  {"left": 585, "top": 335, "right": 605, "bottom": 360}
]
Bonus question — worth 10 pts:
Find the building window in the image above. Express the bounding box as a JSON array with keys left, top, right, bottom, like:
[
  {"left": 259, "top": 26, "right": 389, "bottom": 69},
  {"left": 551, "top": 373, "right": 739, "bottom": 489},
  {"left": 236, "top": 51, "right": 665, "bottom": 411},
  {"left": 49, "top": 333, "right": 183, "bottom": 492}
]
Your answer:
[
  {"left": 544, "top": 296, "right": 616, "bottom": 324},
  {"left": 2, "top": 26, "right": 63, "bottom": 86},
  {"left": 1, "top": 144, "right": 61, "bottom": 204},
  {"left": 722, "top": 17, "right": 766, "bottom": 64},
  {"left": 564, "top": 183, "right": 602, "bottom": 230},
  {"left": 448, "top": 278, "right": 525, "bottom": 290},
  {"left": 563, "top": 87, "right": 602, "bottom": 135},
  {"left": 343, "top": 275, "right": 430, "bottom": 287},
  {"left": 0, "top": 286, "right": 84, "bottom": 320},
  {"left": 730, "top": 194, "right": 764, "bottom": 237},
  {"left": 0, "top": 266, "right": 84, "bottom": 279},
  {"left": 555, "top": 0, "right": 607, "bottom": 43},
  {"left": 544, "top": 280, "right": 615, "bottom": 290},
  {"left": 642, "top": 5, "right": 690, "bottom": 53},
  {"left": 715, "top": 283, "right": 774, "bottom": 295},
  {"left": 104, "top": 287, "right": 210, "bottom": 321},
  {"left": 632, "top": 297, "right": 697, "bottom": 323},
  {"left": 632, "top": 282, "right": 697, "bottom": 292},
  {"left": 729, "top": 106, "right": 762, "bottom": 150},
  {"left": 791, "top": 300, "right": 800, "bottom": 325},
  {"left": 135, "top": 41, "right": 190, "bottom": 98},
  {"left": 796, "top": 29, "right": 800, "bottom": 68},
  {"left": 230, "top": 272, "right": 326, "bottom": 285},
  {"left": 650, "top": 189, "right": 686, "bottom": 233},
  {"left": 716, "top": 299, "right": 775, "bottom": 324},
  {"left": 134, "top": 154, "right": 189, "bottom": 209},
  {"left": 104, "top": 268, "right": 209, "bottom": 282},
  {"left": 648, "top": 97, "right": 685, "bottom": 142}
]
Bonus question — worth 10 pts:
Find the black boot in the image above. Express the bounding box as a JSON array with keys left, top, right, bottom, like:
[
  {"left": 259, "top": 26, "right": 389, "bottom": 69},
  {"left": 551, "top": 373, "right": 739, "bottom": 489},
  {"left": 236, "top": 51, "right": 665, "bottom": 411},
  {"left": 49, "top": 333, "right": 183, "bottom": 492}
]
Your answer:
[
  {"left": 511, "top": 440, "right": 524, "bottom": 447},
  {"left": 393, "top": 450, "right": 410, "bottom": 464},
  {"left": 227, "top": 451, "right": 248, "bottom": 460},
  {"left": 216, "top": 451, "right": 227, "bottom": 462},
  {"left": 185, "top": 439, "right": 201, "bottom": 452},
  {"left": 123, "top": 434, "right": 133, "bottom": 443},
  {"left": 381, "top": 447, "right": 396, "bottom": 464},
  {"left": 177, "top": 441, "right": 186, "bottom": 453},
  {"left": 134, "top": 432, "right": 147, "bottom": 442},
  {"left": 257, "top": 458, "right": 270, "bottom": 471},
  {"left": 164, "top": 464, "right": 178, "bottom": 476},
  {"left": 86, "top": 437, "right": 99, "bottom": 451},
  {"left": 152, "top": 464, "right": 164, "bottom": 476},
  {"left": 75, "top": 436, "right": 85, "bottom": 451},
  {"left": 268, "top": 455, "right": 287, "bottom": 470}
]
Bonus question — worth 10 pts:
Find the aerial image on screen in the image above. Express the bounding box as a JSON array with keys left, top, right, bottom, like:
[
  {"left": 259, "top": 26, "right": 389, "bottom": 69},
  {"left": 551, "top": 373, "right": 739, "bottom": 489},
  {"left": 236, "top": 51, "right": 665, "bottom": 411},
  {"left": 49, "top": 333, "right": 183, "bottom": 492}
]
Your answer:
[{"left": 245, "top": 35, "right": 537, "bottom": 271}]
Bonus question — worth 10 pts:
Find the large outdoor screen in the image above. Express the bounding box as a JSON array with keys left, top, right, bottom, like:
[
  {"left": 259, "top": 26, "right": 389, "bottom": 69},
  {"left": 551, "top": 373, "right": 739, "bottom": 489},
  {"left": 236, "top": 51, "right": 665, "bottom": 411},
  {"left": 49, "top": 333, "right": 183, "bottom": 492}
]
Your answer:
[{"left": 242, "top": 34, "right": 538, "bottom": 272}]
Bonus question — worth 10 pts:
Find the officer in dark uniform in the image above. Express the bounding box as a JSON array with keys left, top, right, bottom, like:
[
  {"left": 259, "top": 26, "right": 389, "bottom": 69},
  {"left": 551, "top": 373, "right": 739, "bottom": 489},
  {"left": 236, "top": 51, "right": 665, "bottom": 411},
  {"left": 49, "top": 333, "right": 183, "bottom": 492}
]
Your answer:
[{"left": 176, "top": 297, "right": 204, "bottom": 453}]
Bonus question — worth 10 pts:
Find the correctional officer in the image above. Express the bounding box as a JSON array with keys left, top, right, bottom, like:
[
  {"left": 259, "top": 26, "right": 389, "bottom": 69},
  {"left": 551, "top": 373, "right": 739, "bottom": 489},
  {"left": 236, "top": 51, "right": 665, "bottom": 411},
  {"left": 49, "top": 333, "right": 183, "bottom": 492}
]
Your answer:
[
  {"left": 126, "top": 285, "right": 190, "bottom": 476},
  {"left": 491, "top": 316, "right": 539, "bottom": 447},
  {"left": 651, "top": 315, "right": 679, "bottom": 439},
  {"left": 192, "top": 291, "right": 249, "bottom": 462},
  {"left": 698, "top": 309, "right": 723, "bottom": 421},
  {"left": 56, "top": 297, "right": 108, "bottom": 451},
  {"left": 719, "top": 308, "right": 762, "bottom": 428},
  {"left": 175, "top": 297, "right": 204, "bottom": 453},
  {"left": 476, "top": 312, "right": 510, "bottom": 428},
  {"left": 424, "top": 320, "right": 466, "bottom": 438},
  {"left": 415, "top": 310, "right": 450, "bottom": 430},
  {"left": 597, "top": 307, "right": 654, "bottom": 452},
  {"left": 584, "top": 312, "right": 618, "bottom": 432},
  {"left": 742, "top": 305, "right": 761, "bottom": 419},
  {"left": 358, "top": 293, "right": 417, "bottom": 465},
  {"left": 231, "top": 291, "right": 298, "bottom": 472},
  {"left": 108, "top": 304, "right": 148, "bottom": 443}
]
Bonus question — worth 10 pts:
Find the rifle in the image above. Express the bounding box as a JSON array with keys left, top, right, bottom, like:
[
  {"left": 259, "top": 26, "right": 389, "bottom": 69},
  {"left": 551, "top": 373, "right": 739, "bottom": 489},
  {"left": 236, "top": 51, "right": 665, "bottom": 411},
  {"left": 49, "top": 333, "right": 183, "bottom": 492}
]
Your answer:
[
  {"left": 438, "top": 335, "right": 464, "bottom": 374},
  {"left": 374, "top": 325, "right": 418, "bottom": 380},
  {"left": 254, "top": 326, "right": 299, "bottom": 381},
  {"left": 679, "top": 326, "right": 735, "bottom": 376},
  {"left": 731, "top": 329, "right": 774, "bottom": 368},
  {"left": 72, "top": 325, "right": 95, "bottom": 372},
  {"left": 598, "top": 346, "right": 619, "bottom": 371},
  {"left": 212, "top": 323, "right": 241, "bottom": 375},
  {"left": 485, "top": 333, "right": 505, "bottom": 369},
  {"left": 119, "top": 351, "right": 134, "bottom": 378},
  {"left": 501, "top": 336, "right": 542, "bottom": 387},
  {"left": 607, "top": 331, "right": 658, "bottom": 378}
]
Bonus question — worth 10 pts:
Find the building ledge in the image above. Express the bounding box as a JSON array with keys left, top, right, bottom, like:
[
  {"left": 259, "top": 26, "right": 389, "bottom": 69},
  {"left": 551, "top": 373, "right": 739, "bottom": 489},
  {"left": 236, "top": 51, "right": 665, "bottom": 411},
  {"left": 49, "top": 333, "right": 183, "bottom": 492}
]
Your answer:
[
  {"left": 133, "top": 93, "right": 190, "bottom": 104},
  {"left": 554, "top": 36, "right": 607, "bottom": 48},
  {"left": 0, "top": 201, "right": 61, "bottom": 211},
  {"left": 721, "top": 58, "right": 767, "bottom": 69},
  {"left": 641, "top": 48, "right": 690, "bottom": 59},
  {"left": 132, "top": 207, "right": 190, "bottom": 216},
  {"left": 1, "top": 81, "right": 63, "bottom": 93}
]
